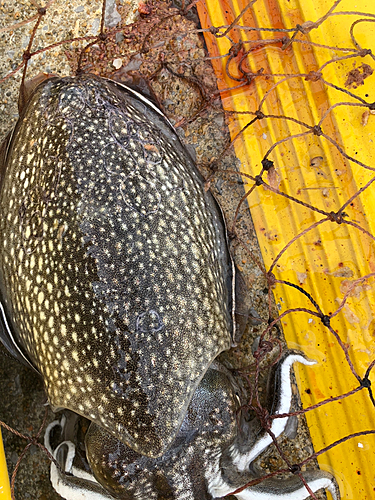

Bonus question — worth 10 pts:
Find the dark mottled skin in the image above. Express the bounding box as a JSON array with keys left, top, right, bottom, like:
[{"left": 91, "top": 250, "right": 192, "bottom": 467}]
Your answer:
[
  {"left": 86, "top": 367, "right": 238, "bottom": 500},
  {"left": 0, "top": 75, "right": 233, "bottom": 458}
]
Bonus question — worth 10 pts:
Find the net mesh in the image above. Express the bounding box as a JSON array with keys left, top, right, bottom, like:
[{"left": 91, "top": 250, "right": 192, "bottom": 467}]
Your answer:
[{"left": 0, "top": 0, "right": 374, "bottom": 498}]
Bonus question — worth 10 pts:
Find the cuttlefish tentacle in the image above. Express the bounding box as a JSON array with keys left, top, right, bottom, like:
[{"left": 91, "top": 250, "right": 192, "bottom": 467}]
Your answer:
[
  {"left": 207, "top": 467, "right": 339, "bottom": 500},
  {"left": 207, "top": 352, "right": 340, "bottom": 500},
  {"left": 45, "top": 419, "right": 113, "bottom": 500},
  {"left": 234, "top": 471, "right": 340, "bottom": 500},
  {"left": 228, "top": 352, "right": 316, "bottom": 471}
]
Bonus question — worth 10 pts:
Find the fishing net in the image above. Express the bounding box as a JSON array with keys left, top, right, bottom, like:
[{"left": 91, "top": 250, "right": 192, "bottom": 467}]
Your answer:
[{"left": 0, "top": 0, "right": 374, "bottom": 498}]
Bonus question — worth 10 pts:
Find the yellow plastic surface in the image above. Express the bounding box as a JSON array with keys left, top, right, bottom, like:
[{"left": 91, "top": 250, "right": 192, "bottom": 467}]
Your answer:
[
  {"left": 197, "top": 0, "right": 375, "bottom": 498},
  {"left": 0, "top": 430, "right": 11, "bottom": 499}
]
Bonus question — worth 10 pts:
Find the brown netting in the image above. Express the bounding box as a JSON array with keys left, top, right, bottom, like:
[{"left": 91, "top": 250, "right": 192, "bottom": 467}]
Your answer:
[{"left": 0, "top": 0, "right": 374, "bottom": 499}]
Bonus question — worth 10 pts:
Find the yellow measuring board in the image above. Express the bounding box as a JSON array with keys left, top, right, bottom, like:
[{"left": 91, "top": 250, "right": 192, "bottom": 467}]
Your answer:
[
  {"left": 0, "top": 430, "right": 11, "bottom": 499},
  {"left": 197, "top": 0, "right": 375, "bottom": 498}
]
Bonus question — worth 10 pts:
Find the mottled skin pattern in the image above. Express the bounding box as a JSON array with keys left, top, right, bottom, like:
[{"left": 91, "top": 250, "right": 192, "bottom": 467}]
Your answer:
[
  {"left": 0, "top": 75, "right": 340, "bottom": 499},
  {"left": 85, "top": 366, "right": 238, "bottom": 499},
  {"left": 0, "top": 75, "right": 233, "bottom": 458}
]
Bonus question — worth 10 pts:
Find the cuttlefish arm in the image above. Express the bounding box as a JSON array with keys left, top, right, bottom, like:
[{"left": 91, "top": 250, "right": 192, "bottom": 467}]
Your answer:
[
  {"left": 44, "top": 418, "right": 114, "bottom": 500},
  {"left": 209, "top": 351, "right": 341, "bottom": 500}
]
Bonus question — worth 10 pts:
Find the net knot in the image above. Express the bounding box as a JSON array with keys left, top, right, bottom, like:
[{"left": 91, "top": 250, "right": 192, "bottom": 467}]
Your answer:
[
  {"left": 305, "top": 71, "right": 322, "bottom": 82},
  {"left": 361, "top": 377, "right": 371, "bottom": 389},
  {"left": 229, "top": 41, "right": 243, "bottom": 57},
  {"left": 321, "top": 315, "right": 331, "bottom": 327},
  {"left": 254, "top": 174, "right": 264, "bottom": 186},
  {"left": 312, "top": 125, "right": 322, "bottom": 136},
  {"left": 328, "top": 211, "right": 343, "bottom": 224},
  {"left": 262, "top": 158, "right": 274, "bottom": 170},
  {"left": 296, "top": 21, "right": 315, "bottom": 34},
  {"left": 359, "top": 48, "right": 372, "bottom": 57},
  {"left": 266, "top": 271, "right": 276, "bottom": 286},
  {"left": 209, "top": 26, "right": 220, "bottom": 35},
  {"left": 290, "top": 464, "right": 301, "bottom": 474}
]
